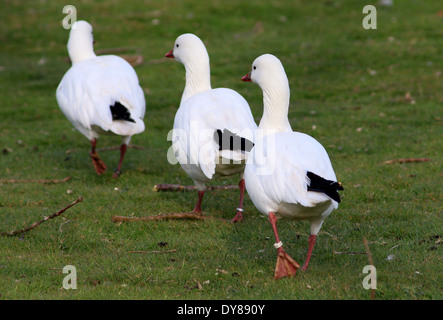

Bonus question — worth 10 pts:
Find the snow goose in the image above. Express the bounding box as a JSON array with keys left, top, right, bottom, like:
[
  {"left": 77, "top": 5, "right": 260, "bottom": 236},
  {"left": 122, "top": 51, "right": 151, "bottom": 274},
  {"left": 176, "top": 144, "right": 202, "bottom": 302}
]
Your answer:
[
  {"left": 242, "top": 54, "right": 343, "bottom": 279},
  {"left": 165, "top": 33, "right": 257, "bottom": 222},
  {"left": 56, "top": 20, "right": 146, "bottom": 178}
]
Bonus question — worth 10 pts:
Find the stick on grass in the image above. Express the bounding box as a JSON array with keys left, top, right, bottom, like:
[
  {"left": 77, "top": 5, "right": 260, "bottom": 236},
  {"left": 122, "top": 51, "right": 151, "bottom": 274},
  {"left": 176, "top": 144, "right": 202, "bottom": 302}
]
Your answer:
[
  {"left": 130, "top": 249, "right": 177, "bottom": 254},
  {"left": 112, "top": 213, "right": 228, "bottom": 223},
  {"left": 97, "top": 144, "right": 146, "bottom": 152},
  {"left": 333, "top": 250, "right": 367, "bottom": 255},
  {"left": 363, "top": 237, "right": 376, "bottom": 300},
  {"left": 382, "top": 158, "right": 431, "bottom": 164},
  {"left": 0, "top": 177, "right": 71, "bottom": 184},
  {"left": 153, "top": 184, "right": 239, "bottom": 192},
  {"left": 0, "top": 197, "right": 82, "bottom": 237},
  {"left": 66, "top": 145, "right": 145, "bottom": 154}
]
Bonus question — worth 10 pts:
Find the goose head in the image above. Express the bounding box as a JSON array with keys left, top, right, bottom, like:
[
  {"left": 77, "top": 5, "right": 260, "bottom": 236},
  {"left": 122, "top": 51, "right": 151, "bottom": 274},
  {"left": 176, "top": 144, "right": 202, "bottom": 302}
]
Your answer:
[
  {"left": 165, "top": 33, "right": 209, "bottom": 66},
  {"left": 243, "top": 54, "right": 292, "bottom": 133},
  {"left": 165, "top": 33, "right": 212, "bottom": 102},
  {"left": 242, "top": 54, "right": 289, "bottom": 91}
]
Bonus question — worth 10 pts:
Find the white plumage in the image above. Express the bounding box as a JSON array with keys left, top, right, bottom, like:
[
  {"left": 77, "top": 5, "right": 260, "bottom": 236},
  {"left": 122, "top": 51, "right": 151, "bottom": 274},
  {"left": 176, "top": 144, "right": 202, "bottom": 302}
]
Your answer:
[
  {"left": 242, "top": 54, "right": 343, "bottom": 279},
  {"left": 246, "top": 132, "right": 338, "bottom": 222},
  {"left": 166, "top": 34, "right": 257, "bottom": 222},
  {"left": 56, "top": 20, "right": 145, "bottom": 177}
]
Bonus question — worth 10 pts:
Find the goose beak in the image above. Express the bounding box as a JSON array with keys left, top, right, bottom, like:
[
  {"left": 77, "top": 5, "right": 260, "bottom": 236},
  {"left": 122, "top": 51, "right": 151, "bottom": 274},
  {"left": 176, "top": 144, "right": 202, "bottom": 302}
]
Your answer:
[
  {"left": 241, "top": 72, "right": 252, "bottom": 82},
  {"left": 165, "top": 50, "right": 174, "bottom": 58}
]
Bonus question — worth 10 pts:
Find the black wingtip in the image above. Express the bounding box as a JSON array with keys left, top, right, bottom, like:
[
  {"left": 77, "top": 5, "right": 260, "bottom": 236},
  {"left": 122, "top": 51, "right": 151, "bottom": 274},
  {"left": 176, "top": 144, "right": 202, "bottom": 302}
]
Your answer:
[
  {"left": 110, "top": 101, "right": 135, "bottom": 123},
  {"left": 214, "top": 129, "right": 254, "bottom": 152},
  {"left": 307, "top": 171, "right": 344, "bottom": 203}
]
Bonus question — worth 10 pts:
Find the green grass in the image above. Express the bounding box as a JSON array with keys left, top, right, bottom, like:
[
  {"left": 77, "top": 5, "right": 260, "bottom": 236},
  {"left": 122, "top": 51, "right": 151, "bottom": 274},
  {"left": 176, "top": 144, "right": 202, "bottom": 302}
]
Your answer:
[{"left": 0, "top": 0, "right": 441, "bottom": 300}]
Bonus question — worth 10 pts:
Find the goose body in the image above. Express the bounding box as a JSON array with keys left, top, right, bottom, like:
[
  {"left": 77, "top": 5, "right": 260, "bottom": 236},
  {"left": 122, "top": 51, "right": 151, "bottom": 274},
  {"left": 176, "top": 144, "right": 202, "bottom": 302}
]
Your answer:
[
  {"left": 245, "top": 131, "right": 338, "bottom": 226},
  {"left": 56, "top": 21, "right": 145, "bottom": 177},
  {"left": 166, "top": 34, "right": 257, "bottom": 221},
  {"left": 173, "top": 87, "right": 256, "bottom": 188},
  {"left": 242, "top": 54, "right": 343, "bottom": 279}
]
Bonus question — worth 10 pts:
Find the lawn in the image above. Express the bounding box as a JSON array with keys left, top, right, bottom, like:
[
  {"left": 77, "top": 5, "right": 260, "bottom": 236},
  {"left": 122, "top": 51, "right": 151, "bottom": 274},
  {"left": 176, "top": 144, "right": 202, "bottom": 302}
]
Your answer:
[{"left": 0, "top": 0, "right": 441, "bottom": 300}]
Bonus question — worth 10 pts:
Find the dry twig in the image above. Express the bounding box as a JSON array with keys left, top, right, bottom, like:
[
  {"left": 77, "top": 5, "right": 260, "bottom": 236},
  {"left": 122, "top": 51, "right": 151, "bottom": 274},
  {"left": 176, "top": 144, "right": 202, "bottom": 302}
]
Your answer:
[
  {"left": 0, "top": 177, "right": 71, "bottom": 185},
  {"left": 66, "top": 47, "right": 143, "bottom": 66},
  {"left": 129, "top": 249, "right": 177, "bottom": 254},
  {"left": 112, "top": 213, "right": 228, "bottom": 223},
  {"left": 333, "top": 250, "right": 367, "bottom": 255},
  {"left": 153, "top": 184, "right": 238, "bottom": 192},
  {"left": 0, "top": 197, "right": 82, "bottom": 237},
  {"left": 66, "top": 145, "right": 145, "bottom": 154},
  {"left": 363, "top": 237, "right": 376, "bottom": 300},
  {"left": 382, "top": 158, "right": 431, "bottom": 164},
  {"left": 97, "top": 144, "right": 146, "bottom": 152},
  {"left": 119, "top": 55, "right": 143, "bottom": 67}
]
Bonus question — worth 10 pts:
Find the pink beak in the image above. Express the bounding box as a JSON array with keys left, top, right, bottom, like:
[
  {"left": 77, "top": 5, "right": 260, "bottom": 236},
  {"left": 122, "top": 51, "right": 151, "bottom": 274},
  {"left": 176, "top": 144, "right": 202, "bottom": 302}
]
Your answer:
[
  {"left": 242, "top": 72, "right": 252, "bottom": 82},
  {"left": 165, "top": 50, "right": 174, "bottom": 58}
]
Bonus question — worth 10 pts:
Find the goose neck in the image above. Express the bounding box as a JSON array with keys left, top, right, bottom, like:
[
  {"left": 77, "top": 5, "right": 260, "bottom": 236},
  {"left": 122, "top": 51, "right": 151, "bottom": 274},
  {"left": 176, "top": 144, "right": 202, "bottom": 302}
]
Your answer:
[
  {"left": 68, "top": 40, "right": 96, "bottom": 64},
  {"left": 181, "top": 60, "right": 212, "bottom": 103},
  {"left": 259, "top": 85, "right": 292, "bottom": 133}
]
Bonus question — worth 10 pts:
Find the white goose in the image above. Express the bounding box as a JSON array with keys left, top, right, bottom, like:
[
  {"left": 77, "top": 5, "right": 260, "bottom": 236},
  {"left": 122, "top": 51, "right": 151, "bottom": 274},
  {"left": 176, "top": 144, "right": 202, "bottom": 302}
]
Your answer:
[
  {"left": 165, "top": 33, "right": 257, "bottom": 222},
  {"left": 242, "top": 54, "right": 343, "bottom": 279},
  {"left": 56, "top": 20, "right": 146, "bottom": 178}
]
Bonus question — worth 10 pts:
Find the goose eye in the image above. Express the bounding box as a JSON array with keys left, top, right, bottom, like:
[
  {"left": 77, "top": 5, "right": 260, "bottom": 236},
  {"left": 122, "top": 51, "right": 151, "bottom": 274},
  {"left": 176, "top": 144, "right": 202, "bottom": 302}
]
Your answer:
[
  {"left": 253, "top": 66, "right": 257, "bottom": 70},
  {"left": 176, "top": 44, "right": 179, "bottom": 48}
]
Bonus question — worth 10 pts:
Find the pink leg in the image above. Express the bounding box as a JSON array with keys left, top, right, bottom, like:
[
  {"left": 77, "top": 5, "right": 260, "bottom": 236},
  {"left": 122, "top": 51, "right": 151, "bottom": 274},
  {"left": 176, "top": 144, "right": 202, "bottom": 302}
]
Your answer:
[
  {"left": 230, "top": 179, "right": 245, "bottom": 223},
  {"left": 268, "top": 212, "right": 300, "bottom": 280},
  {"left": 112, "top": 144, "right": 128, "bottom": 178},
  {"left": 191, "top": 190, "right": 205, "bottom": 214},
  {"left": 301, "top": 235, "right": 317, "bottom": 271},
  {"left": 89, "top": 139, "right": 107, "bottom": 175}
]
